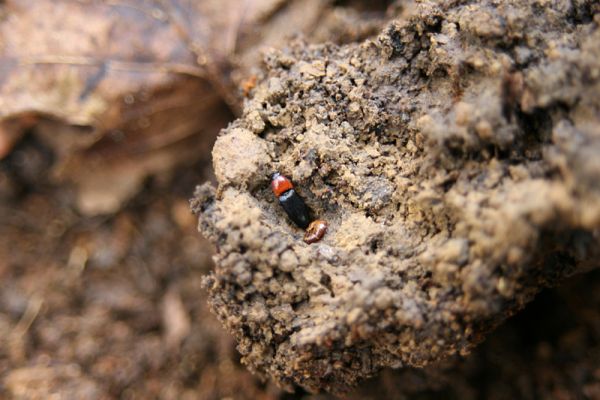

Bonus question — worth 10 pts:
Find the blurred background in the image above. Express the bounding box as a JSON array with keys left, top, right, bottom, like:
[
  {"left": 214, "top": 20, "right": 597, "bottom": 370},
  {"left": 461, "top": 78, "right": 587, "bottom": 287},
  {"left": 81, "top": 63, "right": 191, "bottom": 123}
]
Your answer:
[{"left": 0, "top": 1, "right": 599, "bottom": 399}]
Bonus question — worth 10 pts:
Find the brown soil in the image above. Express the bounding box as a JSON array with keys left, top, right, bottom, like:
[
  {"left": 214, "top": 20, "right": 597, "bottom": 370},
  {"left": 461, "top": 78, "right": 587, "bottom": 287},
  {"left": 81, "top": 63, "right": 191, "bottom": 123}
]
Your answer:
[
  {"left": 1, "top": 1, "right": 599, "bottom": 399},
  {"left": 193, "top": 0, "right": 600, "bottom": 394},
  {"left": 2, "top": 140, "right": 599, "bottom": 399}
]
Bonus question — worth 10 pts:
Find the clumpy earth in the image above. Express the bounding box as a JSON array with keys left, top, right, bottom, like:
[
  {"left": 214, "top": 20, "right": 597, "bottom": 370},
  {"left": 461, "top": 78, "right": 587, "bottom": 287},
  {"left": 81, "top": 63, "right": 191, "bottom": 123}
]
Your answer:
[
  {"left": 1, "top": 1, "right": 600, "bottom": 399},
  {"left": 193, "top": 0, "right": 600, "bottom": 393}
]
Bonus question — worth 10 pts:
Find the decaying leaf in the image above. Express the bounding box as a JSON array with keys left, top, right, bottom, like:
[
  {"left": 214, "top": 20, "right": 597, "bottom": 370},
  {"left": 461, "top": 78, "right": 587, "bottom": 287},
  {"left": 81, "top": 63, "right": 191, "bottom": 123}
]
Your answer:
[{"left": 0, "top": 0, "right": 227, "bottom": 214}]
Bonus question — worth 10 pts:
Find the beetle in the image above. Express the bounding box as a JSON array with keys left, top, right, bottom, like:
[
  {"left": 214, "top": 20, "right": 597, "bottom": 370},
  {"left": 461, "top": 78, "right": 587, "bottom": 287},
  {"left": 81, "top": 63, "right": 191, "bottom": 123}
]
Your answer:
[{"left": 271, "top": 172, "right": 311, "bottom": 229}]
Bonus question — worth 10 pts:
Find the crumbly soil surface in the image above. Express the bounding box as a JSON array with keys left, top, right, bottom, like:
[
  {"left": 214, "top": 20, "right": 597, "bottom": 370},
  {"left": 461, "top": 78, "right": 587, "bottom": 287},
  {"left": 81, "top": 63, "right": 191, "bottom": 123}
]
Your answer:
[
  {"left": 193, "top": 0, "right": 600, "bottom": 393},
  {"left": 2, "top": 1, "right": 600, "bottom": 399},
  {"left": 2, "top": 140, "right": 599, "bottom": 400}
]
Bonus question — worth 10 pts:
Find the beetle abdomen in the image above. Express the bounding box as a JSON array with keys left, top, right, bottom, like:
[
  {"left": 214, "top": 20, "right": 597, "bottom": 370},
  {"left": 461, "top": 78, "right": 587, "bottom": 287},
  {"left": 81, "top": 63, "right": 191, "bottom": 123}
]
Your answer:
[{"left": 278, "top": 189, "right": 311, "bottom": 229}]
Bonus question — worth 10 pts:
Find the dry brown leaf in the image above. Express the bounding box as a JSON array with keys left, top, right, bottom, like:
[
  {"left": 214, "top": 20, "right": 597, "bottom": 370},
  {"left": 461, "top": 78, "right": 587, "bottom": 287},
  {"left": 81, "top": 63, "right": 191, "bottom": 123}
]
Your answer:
[{"left": 0, "top": 0, "right": 226, "bottom": 214}]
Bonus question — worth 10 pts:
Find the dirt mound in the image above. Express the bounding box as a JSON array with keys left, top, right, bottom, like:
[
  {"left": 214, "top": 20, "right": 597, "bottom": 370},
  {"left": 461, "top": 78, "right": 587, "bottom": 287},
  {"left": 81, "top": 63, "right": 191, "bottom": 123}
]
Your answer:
[{"left": 193, "top": 1, "right": 600, "bottom": 393}]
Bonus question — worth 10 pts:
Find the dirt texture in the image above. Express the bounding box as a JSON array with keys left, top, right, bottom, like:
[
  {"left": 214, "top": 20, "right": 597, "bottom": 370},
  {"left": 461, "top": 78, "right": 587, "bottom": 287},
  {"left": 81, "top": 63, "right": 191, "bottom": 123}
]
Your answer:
[
  {"left": 2, "top": 1, "right": 600, "bottom": 399},
  {"left": 348, "top": 270, "right": 600, "bottom": 400},
  {"left": 0, "top": 151, "right": 277, "bottom": 399},
  {"left": 193, "top": 0, "right": 600, "bottom": 393}
]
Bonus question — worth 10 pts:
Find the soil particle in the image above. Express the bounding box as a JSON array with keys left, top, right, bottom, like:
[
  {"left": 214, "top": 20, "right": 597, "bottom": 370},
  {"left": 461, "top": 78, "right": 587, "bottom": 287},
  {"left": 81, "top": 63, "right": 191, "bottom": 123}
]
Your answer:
[{"left": 193, "top": 0, "right": 600, "bottom": 394}]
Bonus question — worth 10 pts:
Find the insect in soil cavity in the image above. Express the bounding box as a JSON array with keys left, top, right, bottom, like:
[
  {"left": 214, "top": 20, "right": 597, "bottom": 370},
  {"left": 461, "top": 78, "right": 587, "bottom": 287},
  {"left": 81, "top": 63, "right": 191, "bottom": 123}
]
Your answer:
[{"left": 271, "top": 172, "right": 311, "bottom": 229}]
